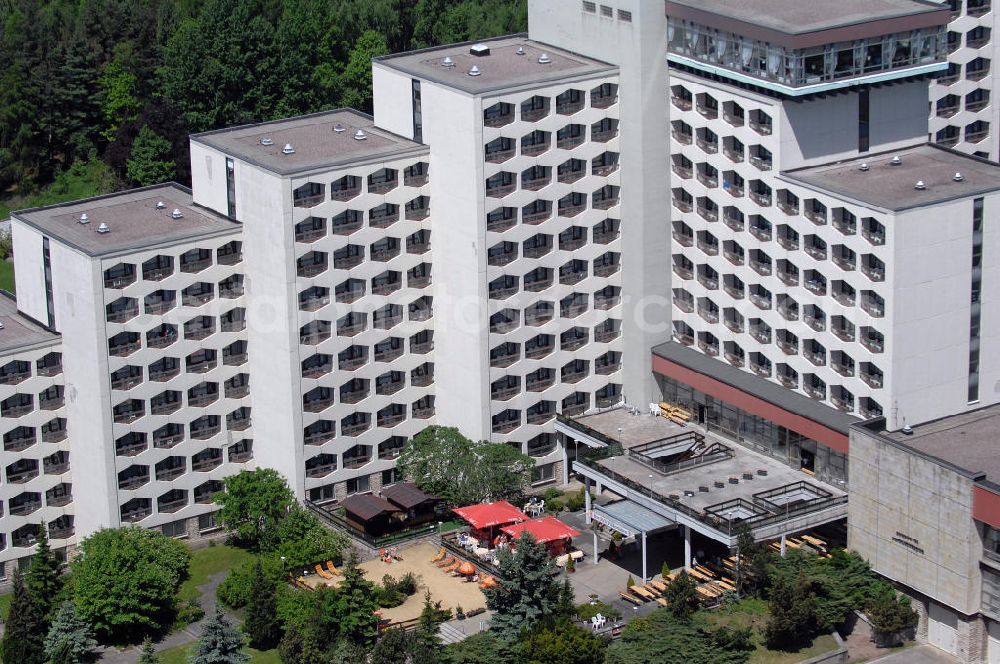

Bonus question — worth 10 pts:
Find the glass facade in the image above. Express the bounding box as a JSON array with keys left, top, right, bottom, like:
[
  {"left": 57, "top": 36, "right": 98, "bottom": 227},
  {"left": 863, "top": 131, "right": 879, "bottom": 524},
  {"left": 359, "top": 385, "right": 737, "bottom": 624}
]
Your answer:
[
  {"left": 657, "top": 376, "right": 848, "bottom": 487},
  {"left": 667, "top": 18, "right": 946, "bottom": 89}
]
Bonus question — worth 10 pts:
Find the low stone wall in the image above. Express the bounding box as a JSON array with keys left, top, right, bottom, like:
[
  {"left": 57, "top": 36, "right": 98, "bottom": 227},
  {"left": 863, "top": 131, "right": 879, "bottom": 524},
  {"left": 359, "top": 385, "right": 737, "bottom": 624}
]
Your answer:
[{"left": 798, "top": 631, "right": 849, "bottom": 664}]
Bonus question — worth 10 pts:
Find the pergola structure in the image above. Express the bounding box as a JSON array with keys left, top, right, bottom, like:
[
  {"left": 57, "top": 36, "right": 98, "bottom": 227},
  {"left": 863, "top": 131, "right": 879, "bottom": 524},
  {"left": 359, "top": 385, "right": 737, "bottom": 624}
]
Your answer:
[{"left": 591, "top": 500, "right": 675, "bottom": 581}]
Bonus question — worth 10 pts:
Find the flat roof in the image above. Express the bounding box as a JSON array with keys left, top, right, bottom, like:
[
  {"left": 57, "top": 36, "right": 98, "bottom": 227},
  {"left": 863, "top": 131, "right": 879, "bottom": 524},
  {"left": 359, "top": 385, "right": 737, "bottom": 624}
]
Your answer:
[
  {"left": 668, "top": 0, "right": 944, "bottom": 35},
  {"left": 593, "top": 500, "right": 675, "bottom": 535},
  {"left": 375, "top": 35, "right": 616, "bottom": 95},
  {"left": 13, "top": 184, "right": 239, "bottom": 258},
  {"left": 878, "top": 403, "right": 1000, "bottom": 483},
  {"left": 782, "top": 144, "right": 1000, "bottom": 212},
  {"left": 573, "top": 410, "right": 846, "bottom": 514},
  {"left": 652, "top": 341, "right": 858, "bottom": 435},
  {"left": 191, "top": 109, "right": 426, "bottom": 176},
  {"left": 0, "top": 295, "right": 59, "bottom": 355}
]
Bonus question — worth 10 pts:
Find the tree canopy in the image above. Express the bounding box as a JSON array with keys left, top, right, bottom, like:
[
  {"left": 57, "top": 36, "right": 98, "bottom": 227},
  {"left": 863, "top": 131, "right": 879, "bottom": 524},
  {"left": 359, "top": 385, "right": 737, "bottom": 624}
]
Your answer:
[
  {"left": 606, "top": 609, "right": 752, "bottom": 664},
  {"left": 398, "top": 425, "right": 534, "bottom": 505},
  {"left": 1, "top": 568, "right": 46, "bottom": 664},
  {"left": 214, "top": 467, "right": 296, "bottom": 550},
  {"left": 484, "top": 532, "right": 561, "bottom": 639},
  {"left": 44, "top": 601, "right": 98, "bottom": 664},
  {"left": 0, "top": 0, "right": 527, "bottom": 199},
  {"left": 72, "top": 526, "right": 190, "bottom": 643}
]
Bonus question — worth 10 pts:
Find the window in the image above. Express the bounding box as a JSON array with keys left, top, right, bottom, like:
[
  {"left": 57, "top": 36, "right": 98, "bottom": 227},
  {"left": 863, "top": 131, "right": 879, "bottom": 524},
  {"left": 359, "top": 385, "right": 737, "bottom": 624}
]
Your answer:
[
  {"left": 412, "top": 79, "right": 422, "bottom": 143},
  {"left": 162, "top": 520, "right": 187, "bottom": 539},
  {"left": 583, "top": 1, "right": 596, "bottom": 11},
  {"left": 382, "top": 468, "right": 400, "bottom": 487},
  {"left": 309, "top": 485, "right": 336, "bottom": 503},
  {"left": 198, "top": 513, "right": 219, "bottom": 533},
  {"left": 970, "top": 197, "right": 984, "bottom": 403},
  {"left": 532, "top": 463, "right": 556, "bottom": 484},
  {"left": 617, "top": 9, "right": 632, "bottom": 21},
  {"left": 600, "top": 5, "right": 613, "bottom": 17},
  {"left": 43, "top": 238, "right": 54, "bottom": 329},
  {"left": 225, "top": 157, "right": 236, "bottom": 218},
  {"left": 858, "top": 89, "right": 870, "bottom": 152},
  {"left": 346, "top": 475, "right": 371, "bottom": 495}
]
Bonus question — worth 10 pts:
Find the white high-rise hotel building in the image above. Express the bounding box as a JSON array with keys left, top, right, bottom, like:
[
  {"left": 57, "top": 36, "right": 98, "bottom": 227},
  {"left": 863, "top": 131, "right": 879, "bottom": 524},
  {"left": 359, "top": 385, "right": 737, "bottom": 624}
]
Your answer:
[{"left": 0, "top": 0, "right": 998, "bottom": 584}]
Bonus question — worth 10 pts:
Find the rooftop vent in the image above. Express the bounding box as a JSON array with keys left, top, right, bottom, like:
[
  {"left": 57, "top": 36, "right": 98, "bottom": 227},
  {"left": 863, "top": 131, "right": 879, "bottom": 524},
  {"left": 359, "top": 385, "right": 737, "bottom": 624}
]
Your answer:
[
  {"left": 441, "top": 56, "right": 455, "bottom": 68},
  {"left": 170, "top": 208, "right": 183, "bottom": 219},
  {"left": 683, "top": 490, "right": 695, "bottom": 497},
  {"left": 859, "top": 163, "right": 869, "bottom": 171},
  {"left": 954, "top": 172, "right": 964, "bottom": 181},
  {"left": 97, "top": 223, "right": 110, "bottom": 234},
  {"left": 79, "top": 213, "right": 89, "bottom": 225},
  {"left": 155, "top": 201, "right": 165, "bottom": 210},
  {"left": 890, "top": 155, "right": 902, "bottom": 166},
  {"left": 0, "top": 322, "right": 5, "bottom": 329},
  {"left": 901, "top": 425, "right": 914, "bottom": 435},
  {"left": 260, "top": 137, "right": 274, "bottom": 146},
  {"left": 468, "top": 65, "right": 481, "bottom": 77},
  {"left": 333, "top": 123, "right": 346, "bottom": 132},
  {"left": 914, "top": 180, "right": 926, "bottom": 190},
  {"left": 470, "top": 43, "right": 490, "bottom": 57},
  {"left": 281, "top": 143, "right": 295, "bottom": 155},
  {"left": 354, "top": 129, "right": 367, "bottom": 141},
  {"left": 516, "top": 46, "right": 526, "bottom": 56},
  {"left": 538, "top": 53, "right": 552, "bottom": 64}
]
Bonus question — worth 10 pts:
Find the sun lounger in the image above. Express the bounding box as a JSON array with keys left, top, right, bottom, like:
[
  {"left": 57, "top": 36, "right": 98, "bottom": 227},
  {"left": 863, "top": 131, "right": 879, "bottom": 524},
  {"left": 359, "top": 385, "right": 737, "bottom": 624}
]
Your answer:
[
  {"left": 315, "top": 564, "right": 333, "bottom": 580},
  {"left": 442, "top": 561, "right": 460, "bottom": 573},
  {"left": 430, "top": 547, "right": 445, "bottom": 562},
  {"left": 437, "top": 556, "right": 456, "bottom": 568},
  {"left": 326, "top": 561, "right": 341, "bottom": 576}
]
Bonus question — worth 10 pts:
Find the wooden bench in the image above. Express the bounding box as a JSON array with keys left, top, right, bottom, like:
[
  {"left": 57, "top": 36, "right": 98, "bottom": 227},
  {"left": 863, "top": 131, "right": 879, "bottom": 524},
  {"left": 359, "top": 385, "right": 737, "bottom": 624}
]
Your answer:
[
  {"left": 630, "top": 586, "right": 656, "bottom": 601},
  {"left": 648, "top": 579, "right": 669, "bottom": 593},
  {"left": 620, "top": 591, "right": 643, "bottom": 605},
  {"left": 656, "top": 597, "right": 669, "bottom": 607}
]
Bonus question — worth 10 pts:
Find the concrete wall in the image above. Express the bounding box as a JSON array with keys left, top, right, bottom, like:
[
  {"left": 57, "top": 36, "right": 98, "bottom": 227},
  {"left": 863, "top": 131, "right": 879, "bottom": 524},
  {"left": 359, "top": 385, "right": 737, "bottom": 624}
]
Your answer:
[
  {"left": 779, "top": 81, "right": 928, "bottom": 170},
  {"left": 10, "top": 222, "right": 47, "bottom": 326},
  {"left": 373, "top": 66, "right": 418, "bottom": 141},
  {"left": 890, "top": 193, "right": 1000, "bottom": 428},
  {"left": 848, "top": 425, "right": 982, "bottom": 616},
  {"left": 190, "top": 142, "right": 232, "bottom": 217},
  {"left": 530, "top": 0, "right": 671, "bottom": 408}
]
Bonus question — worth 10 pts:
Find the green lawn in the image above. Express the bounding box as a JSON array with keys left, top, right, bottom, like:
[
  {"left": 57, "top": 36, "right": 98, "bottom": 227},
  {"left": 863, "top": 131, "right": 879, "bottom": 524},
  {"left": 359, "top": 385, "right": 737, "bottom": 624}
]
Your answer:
[
  {"left": 0, "top": 260, "right": 14, "bottom": 293},
  {"left": 178, "top": 543, "right": 254, "bottom": 603},
  {"left": 0, "top": 591, "right": 10, "bottom": 622},
  {"left": 158, "top": 643, "right": 281, "bottom": 664},
  {"left": 705, "top": 599, "right": 841, "bottom": 664}
]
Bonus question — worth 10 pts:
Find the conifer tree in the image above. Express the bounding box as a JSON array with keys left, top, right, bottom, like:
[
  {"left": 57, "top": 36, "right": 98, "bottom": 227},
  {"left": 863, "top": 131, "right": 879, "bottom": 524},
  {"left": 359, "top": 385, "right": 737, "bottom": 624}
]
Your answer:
[
  {"left": 44, "top": 600, "right": 97, "bottom": 664},
  {"left": 484, "top": 532, "right": 560, "bottom": 639},
  {"left": 1, "top": 568, "right": 46, "bottom": 664},
  {"left": 243, "top": 559, "right": 280, "bottom": 649},
  {"left": 188, "top": 607, "right": 249, "bottom": 664},
  {"left": 26, "top": 524, "right": 62, "bottom": 621},
  {"left": 138, "top": 637, "right": 160, "bottom": 664}
]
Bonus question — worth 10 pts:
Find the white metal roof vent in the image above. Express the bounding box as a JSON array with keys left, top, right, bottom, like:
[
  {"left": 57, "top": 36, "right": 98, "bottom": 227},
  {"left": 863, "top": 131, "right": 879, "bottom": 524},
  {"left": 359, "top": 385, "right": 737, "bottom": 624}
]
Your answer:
[
  {"left": 333, "top": 123, "right": 346, "bottom": 132},
  {"left": 170, "top": 208, "right": 183, "bottom": 219},
  {"left": 259, "top": 137, "right": 274, "bottom": 146},
  {"left": 538, "top": 53, "right": 552, "bottom": 64},
  {"left": 914, "top": 180, "right": 926, "bottom": 190},
  {"left": 468, "top": 65, "right": 481, "bottom": 77},
  {"left": 97, "top": 223, "right": 110, "bottom": 234},
  {"left": 954, "top": 172, "right": 964, "bottom": 181},
  {"left": 470, "top": 43, "right": 491, "bottom": 57},
  {"left": 890, "top": 155, "right": 902, "bottom": 166},
  {"left": 0, "top": 322, "right": 5, "bottom": 329},
  {"left": 155, "top": 201, "right": 165, "bottom": 209},
  {"left": 859, "top": 163, "right": 869, "bottom": 171},
  {"left": 441, "top": 56, "right": 455, "bottom": 68},
  {"left": 79, "top": 213, "right": 89, "bottom": 224},
  {"left": 516, "top": 46, "right": 526, "bottom": 56},
  {"left": 354, "top": 129, "right": 367, "bottom": 141},
  {"left": 901, "top": 425, "right": 913, "bottom": 435},
  {"left": 281, "top": 143, "right": 295, "bottom": 155}
]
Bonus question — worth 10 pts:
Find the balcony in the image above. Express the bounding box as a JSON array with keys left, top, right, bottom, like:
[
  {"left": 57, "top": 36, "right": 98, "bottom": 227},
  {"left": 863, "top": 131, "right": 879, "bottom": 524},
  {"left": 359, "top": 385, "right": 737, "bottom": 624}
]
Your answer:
[
  {"left": 723, "top": 212, "right": 744, "bottom": 232},
  {"left": 724, "top": 316, "right": 744, "bottom": 333},
  {"left": 696, "top": 170, "right": 718, "bottom": 188},
  {"left": 804, "top": 313, "right": 826, "bottom": 332},
  {"left": 672, "top": 195, "right": 692, "bottom": 213},
  {"left": 777, "top": 233, "right": 799, "bottom": 251},
  {"left": 595, "top": 324, "right": 620, "bottom": 343},
  {"left": 673, "top": 295, "right": 694, "bottom": 313},
  {"left": 749, "top": 190, "right": 772, "bottom": 207},
  {"left": 696, "top": 237, "right": 718, "bottom": 256},
  {"left": 832, "top": 253, "right": 856, "bottom": 272},
  {"left": 674, "top": 331, "right": 694, "bottom": 346},
  {"left": 805, "top": 207, "right": 827, "bottom": 225},
  {"left": 749, "top": 222, "right": 771, "bottom": 242},
  {"left": 672, "top": 163, "right": 692, "bottom": 179},
  {"left": 725, "top": 351, "right": 744, "bottom": 368},
  {"left": 831, "top": 288, "right": 855, "bottom": 307},
  {"left": 750, "top": 116, "right": 772, "bottom": 135},
  {"left": 804, "top": 382, "right": 825, "bottom": 400},
  {"left": 671, "top": 94, "right": 692, "bottom": 111},
  {"left": 749, "top": 292, "right": 771, "bottom": 310},
  {"left": 724, "top": 248, "right": 744, "bottom": 266},
  {"left": 804, "top": 243, "right": 827, "bottom": 260},
  {"left": 804, "top": 348, "right": 825, "bottom": 366},
  {"left": 831, "top": 394, "right": 854, "bottom": 412},
  {"left": 696, "top": 272, "right": 718, "bottom": 290},
  {"left": 697, "top": 205, "right": 718, "bottom": 223},
  {"left": 526, "top": 372, "right": 555, "bottom": 392},
  {"left": 778, "top": 199, "right": 799, "bottom": 216},
  {"left": 831, "top": 360, "right": 855, "bottom": 378},
  {"left": 776, "top": 372, "right": 797, "bottom": 389},
  {"left": 107, "top": 304, "right": 139, "bottom": 323},
  {"left": 492, "top": 382, "right": 520, "bottom": 401},
  {"left": 749, "top": 257, "right": 771, "bottom": 277},
  {"left": 861, "top": 334, "right": 884, "bottom": 354},
  {"left": 723, "top": 145, "right": 744, "bottom": 163},
  {"left": 750, "top": 361, "right": 771, "bottom": 377},
  {"left": 672, "top": 127, "right": 693, "bottom": 145},
  {"left": 862, "top": 263, "right": 885, "bottom": 282},
  {"left": 804, "top": 278, "right": 826, "bottom": 296},
  {"left": 596, "top": 357, "right": 621, "bottom": 375},
  {"left": 525, "top": 343, "right": 554, "bottom": 361},
  {"left": 749, "top": 154, "right": 772, "bottom": 171},
  {"left": 697, "top": 339, "right": 719, "bottom": 356},
  {"left": 969, "top": 0, "right": 991, "bottom": 16},
  {"left": 10, "top": 499, "right": 42, "bottom": 517},
  {"left": 156, "top": 466, "right": 186, "bottom": 482},
  {"left": 672, "top": 263, "right": 693, "bottom": 280},
  {"left": 696, "top": 136, "right": 718, "bottom": 154},
  {"left": 778, "top": 268, "right": 798, "bottom": 287},
  {"left": 697, "top": 307, "right": 719, "bottom": 324},
  {"left": 861, "top": 295, "right": 885, "bottom": 317},
  {"left": 672, "top": 229, "right": 693, "bottom": 247},
  {"left": 861, "top": 371, "right": 884, "bottom": 389},
  {"left": 776, "top": 337, "right": 798, "bottom": 354},
  {"left": 778, "top": 303, "right": 798, "bottom": 321}
]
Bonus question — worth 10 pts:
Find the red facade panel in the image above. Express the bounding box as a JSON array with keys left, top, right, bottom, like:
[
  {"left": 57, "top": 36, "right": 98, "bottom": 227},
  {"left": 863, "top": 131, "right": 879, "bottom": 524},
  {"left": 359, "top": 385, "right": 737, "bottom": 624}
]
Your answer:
[{"left": 973, "top": 485, "right": 1000, "bottom": 529}]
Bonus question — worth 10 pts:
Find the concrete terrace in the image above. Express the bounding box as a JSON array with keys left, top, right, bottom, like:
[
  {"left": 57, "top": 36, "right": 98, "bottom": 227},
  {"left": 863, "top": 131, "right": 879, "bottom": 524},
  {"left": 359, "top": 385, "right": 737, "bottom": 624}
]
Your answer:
[{"left": 560, "top": 408, "right": 848, "bottom": 544}]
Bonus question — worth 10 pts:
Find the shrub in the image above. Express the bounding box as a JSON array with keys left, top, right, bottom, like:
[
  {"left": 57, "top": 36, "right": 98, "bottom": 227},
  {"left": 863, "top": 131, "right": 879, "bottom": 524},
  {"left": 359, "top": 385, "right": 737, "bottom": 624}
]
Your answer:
[
  {"left": 764, "top": 573, "right": 819, "bottom": 650},
  {"left": 397, "top": 572, "right": 419, "bottom": 596},
  {"left": 575, "top": 601, "right": 621, "bottom": 622},
  {"left": 377, "top": 575, "right": 407, "bottom": 608},
  {"left": 455, "top": 605, "right": 465, "bottom": 620},
  {"left": 564, "top": 488, "right": 588, "bottom": 512},
  {"left": 546, "top": 498, "right": 565, "bottom": 513},
  {"left": 626, "top": 575, "right": 635, "bottom": 588},
  {"left": 217, "top": 556, "right": 284, "bottom": 610},
  {"left": 174, "top": 599, "right": 205, "bottom": 627},
  {"left": 866, "top": 590, "right": 917, "bottom": 638},
  {"left": 543, "top": 488, "right": 563, "bottom": 501}
]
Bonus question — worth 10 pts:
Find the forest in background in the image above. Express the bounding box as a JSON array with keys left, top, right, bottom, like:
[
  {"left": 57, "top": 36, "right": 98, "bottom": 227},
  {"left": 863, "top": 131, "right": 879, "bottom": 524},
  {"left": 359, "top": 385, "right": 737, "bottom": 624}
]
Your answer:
[{"left": 0, "top": 0, "right": 527, "bottom": 215}]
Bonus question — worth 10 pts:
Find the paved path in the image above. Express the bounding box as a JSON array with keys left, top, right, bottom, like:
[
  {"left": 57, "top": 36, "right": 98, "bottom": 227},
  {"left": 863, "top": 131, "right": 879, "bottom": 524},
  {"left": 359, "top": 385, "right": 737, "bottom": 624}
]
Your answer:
[
  {"left": 866, "top": 644, "right": 957, "bottom": 663},
  {"left": 97, "top": 570, "right": 230, "bottom": 663}
]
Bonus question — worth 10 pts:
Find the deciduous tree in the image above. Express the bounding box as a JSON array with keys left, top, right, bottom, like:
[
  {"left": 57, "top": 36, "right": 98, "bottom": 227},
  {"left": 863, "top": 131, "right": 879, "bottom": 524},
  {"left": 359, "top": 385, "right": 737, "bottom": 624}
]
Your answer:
[{"left": 214, "top": 468, "right": 295, "bottom": 551}]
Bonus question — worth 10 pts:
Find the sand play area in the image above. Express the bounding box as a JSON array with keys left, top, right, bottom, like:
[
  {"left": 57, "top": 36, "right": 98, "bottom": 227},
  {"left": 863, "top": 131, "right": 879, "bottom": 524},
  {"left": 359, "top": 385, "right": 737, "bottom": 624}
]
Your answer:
[{"left": 309, "top": 541, "right": 488, "bottom": 623}]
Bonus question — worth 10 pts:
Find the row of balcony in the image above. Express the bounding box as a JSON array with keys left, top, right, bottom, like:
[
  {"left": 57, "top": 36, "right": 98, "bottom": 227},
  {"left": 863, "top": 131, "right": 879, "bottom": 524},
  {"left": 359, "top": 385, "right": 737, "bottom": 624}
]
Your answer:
[
  {"left": 292, "top": 164, "right": 429, "bottom": 208},
  {"left": 482, "top": 84, "right": 618, "bottom": 129},
  {"left": 103, "top": 243, "right": 242, "bottom": 289},
  {"left": 491, "top": 384, "right": 622, "bottom": 433}
]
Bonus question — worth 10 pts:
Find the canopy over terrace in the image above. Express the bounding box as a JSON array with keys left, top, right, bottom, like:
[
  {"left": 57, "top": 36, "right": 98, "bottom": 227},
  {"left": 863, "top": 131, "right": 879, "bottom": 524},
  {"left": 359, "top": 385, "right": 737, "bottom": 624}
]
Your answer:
[
  {"left": 591, "top": 500, "right": 676, "bottom": 581},
  {"left": 453, "top": 501, "right": 529, "bottom": 529},
  {"left": 501, "top": 516, "right": 581, "bottom": 556}
]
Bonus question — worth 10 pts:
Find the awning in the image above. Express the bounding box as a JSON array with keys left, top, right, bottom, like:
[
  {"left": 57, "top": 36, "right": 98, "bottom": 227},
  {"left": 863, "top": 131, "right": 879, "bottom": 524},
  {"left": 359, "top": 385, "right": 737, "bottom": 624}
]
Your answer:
[
  {"left": 591, "top": 500, "right": 675, "bottom": 538},
  {"left": 501, "top": 516, "right": 581, "bottom": 544},
  {"left": 381, "top": 482, "right": 438, "bottom": 510},
  {"left": 341, "top": 493, "right": 399, "bottom": 522},
  {"left": 453, "top": 501, "right": 528, "bottom": 529}
]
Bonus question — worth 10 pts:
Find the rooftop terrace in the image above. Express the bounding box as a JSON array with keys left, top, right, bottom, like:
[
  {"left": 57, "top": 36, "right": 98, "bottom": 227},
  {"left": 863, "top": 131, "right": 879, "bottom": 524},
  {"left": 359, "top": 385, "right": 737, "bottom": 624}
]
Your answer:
[
  {"left": 561, "top": 410, "right": 848, "bottom": 543},
  {"left": 191, "top": 109, "right": 426, "bottom": 176},
  {"left": 0, "top": 295, "right": 59, "bottom": 355},
  {"left": 13, "top": 184, "right": 239, "bottom": 258},
  {"left": 375, "top": 36, "right": 616, "bottom": 95},
  {"left": 783, "top": 144, "right": 1000, "bottom": 212}
]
